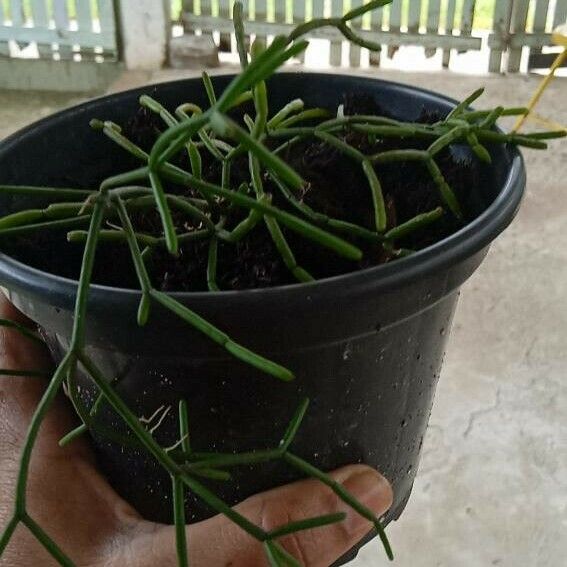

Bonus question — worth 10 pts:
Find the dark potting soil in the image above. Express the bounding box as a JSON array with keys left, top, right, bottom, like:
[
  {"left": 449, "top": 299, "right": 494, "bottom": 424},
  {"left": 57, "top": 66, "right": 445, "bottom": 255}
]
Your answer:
[{"left": 5, "top": 93, "right": 484, "bottom": 292}]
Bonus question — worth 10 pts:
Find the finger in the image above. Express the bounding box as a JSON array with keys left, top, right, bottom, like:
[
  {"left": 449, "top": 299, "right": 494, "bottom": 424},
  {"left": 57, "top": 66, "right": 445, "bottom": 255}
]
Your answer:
[
  {"left": 0, "top": 291, "right": 34, "bottom": 326},
  {"left": 145, "top": 464, "right": 393, "bottom": 567}
]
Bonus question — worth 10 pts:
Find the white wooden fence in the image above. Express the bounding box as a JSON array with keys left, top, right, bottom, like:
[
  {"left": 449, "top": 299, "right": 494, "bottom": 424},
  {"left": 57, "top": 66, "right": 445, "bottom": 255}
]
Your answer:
[
  {"left": 181, "top": 0, "right": 483, "bottom": 68},
  {"left": 489, "top": 0, "right": 567, "bottom": 72},
  {"left": 180, "top": 0, "right": 567, "bottom": 72},
  {"left": 0, "top": 0, "right": 118, "bottom": 61}
]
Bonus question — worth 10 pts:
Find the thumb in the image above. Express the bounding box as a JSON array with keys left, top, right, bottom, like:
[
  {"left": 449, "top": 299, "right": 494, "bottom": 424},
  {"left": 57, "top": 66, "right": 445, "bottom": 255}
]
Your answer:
[{"left": 146, "top": 464, "right": 393, "bottom": 567}]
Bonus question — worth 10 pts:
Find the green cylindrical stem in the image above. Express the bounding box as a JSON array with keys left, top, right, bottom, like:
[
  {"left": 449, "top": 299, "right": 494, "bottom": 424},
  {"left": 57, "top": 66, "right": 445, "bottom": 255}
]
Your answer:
[
  {"left": 362, "top": 160, "right": 387, "bottom": 232},
  {"left": 207, "top": 238, "right": 220, "bottom": 291},
  {"left": 385, "top": 207, "right": 445, "bottom": 241},
  {"left": 172, "top": 476, "right": 189, "bottom": 567},
  {"left": 68, "top": 229, "right": 160, "bottom": 247},
  {"left": 202, "top": 71, "right": 217, "bottom": 106},
  {"left": 210, "top": 112, "right": 305, "bottom": 190},
  {"left": 466, "top": 132, "right": 492, "bottom": 163},
  {"left": 186, "top": 449, "right": 282, "bottom": 471},
  {"left": 140, "top": 95, "right": 177, "bottom": 127},
  {"left": 268, "top": 99, "right": 304, "bottom": 129},
  {"left": 446, "top": 88, "right": 485, "bottom": 120},
  {"left": 0, "top": 185, "right": 93, "bottom": 199},
  {"left": 372, "top": 149, "right": 428, "bottom": 163},
  {"left": 22, "top": 514, "right": 75, "bottom": 567},
  {"left": 188, "top": 141, "right": 202, "bottom": 179},
  {"left": 233, "top": 1, "right": 248, "bottom": 68},
  {"left": 425, "top": 159, "right": 463, "bottom": 220},
  {"left": 149, "top": 171, "right": 178, "bottom": 255},
  {"left": 427, "top": 126, "right": 466, "bottom": 157},
  {"left": 151, "top": 290, "right": 294, "bottom": 382},
  {"left": 268, "top": 513, "right": 346, "bottom": 539},
  {"left": 276, "top": 108, "right": 331, "bottom": 130},
  {"left": 315, "top": 131, "right": 365, "bottom": 162},
  {"left": 0, "top": 319, "right": 44, "bottom": 345}
]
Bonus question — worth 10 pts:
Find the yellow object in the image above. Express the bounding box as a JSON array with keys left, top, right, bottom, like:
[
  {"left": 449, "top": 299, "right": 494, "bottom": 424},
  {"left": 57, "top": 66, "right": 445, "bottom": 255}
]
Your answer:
[{"left": 513, "top": 23, "right": 567, "bottom": 133}]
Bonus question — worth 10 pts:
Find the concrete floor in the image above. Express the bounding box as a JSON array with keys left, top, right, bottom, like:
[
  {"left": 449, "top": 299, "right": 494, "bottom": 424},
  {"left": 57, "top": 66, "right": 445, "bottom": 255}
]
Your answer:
[{"left": 1, "top": 69, "right": 566, "bottom": 567}]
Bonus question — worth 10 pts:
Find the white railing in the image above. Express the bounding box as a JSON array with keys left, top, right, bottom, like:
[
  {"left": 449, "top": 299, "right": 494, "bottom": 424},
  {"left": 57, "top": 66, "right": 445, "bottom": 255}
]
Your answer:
[
  {"left": 0, "top": 0, "right": 118, "bottom": 61},
  {"left": 179, "top": 0, "right": 483, "bottom": 68},
  {"left": 178, "top": 0, "right": 567, "bottom": 72},
  {"left": 489, "top": 0, "right": 567, "bottom": 72}
]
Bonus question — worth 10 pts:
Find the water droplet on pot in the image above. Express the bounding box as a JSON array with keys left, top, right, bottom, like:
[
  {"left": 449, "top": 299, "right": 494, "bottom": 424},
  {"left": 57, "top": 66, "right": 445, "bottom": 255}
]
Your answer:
[
  {"left": 407, "top": 465, "right": 413, "bottom": 475},
  {"left": 440, "top": 327, "right": 446, "bottom": 336},
  {"left": 375, "top": 323, "right": 382, "bottom": 332},
  {"left": 400, "top": 418, "right": 408, "bottom": 428},
  {"left": 416, "top": 353, "right": 422, "bottom": 360},
  {"left": 342, "top": 344, "right": 352, "bottom": 361}
]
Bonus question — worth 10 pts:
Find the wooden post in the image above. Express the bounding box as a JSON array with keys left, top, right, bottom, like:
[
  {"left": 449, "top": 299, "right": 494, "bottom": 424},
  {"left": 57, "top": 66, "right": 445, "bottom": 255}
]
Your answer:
[{"left": 117, "top": 0, "right": 167, "bottom": 69}]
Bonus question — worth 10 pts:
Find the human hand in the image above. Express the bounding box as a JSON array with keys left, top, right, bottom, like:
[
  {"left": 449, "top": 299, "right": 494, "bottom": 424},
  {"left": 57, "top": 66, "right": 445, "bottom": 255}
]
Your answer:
[{"left": 0, "top": 294, "right": 393, "bottom": 567}]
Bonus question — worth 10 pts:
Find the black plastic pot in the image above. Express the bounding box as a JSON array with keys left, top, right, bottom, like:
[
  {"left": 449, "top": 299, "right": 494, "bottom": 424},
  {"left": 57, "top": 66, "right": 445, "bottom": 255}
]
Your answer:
[{"left": 0, "top": 73, "right": 525, "bottom": 564}]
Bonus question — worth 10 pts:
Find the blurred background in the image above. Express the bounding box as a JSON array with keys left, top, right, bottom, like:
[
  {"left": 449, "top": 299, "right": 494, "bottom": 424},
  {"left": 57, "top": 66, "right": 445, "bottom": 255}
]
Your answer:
[{"left": 1, "top": 1, "right": 566, "bottom": 566}]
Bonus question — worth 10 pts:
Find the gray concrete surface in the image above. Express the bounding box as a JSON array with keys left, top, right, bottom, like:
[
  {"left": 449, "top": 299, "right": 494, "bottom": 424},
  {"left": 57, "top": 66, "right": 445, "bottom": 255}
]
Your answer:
[{"left": 1, "top": 69, "right": 565, "bottom": 567}]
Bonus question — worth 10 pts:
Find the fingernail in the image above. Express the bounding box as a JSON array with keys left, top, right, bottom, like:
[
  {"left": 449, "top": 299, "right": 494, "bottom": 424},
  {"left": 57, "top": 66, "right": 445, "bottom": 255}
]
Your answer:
[{"left": 339, "top": 468, "right": 392, "bottom": 535}]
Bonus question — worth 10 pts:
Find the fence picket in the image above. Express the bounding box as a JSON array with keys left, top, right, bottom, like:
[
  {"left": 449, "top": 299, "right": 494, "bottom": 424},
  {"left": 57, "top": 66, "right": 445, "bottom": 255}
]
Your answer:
[
  {"left": 408, "top": 0, "right": 422, "bottom": 34},
  {"left": 369, "top": 0, "right": 383, "bottom": 66},
  {"left": 96, "top": 0, "right": 117, "bottom": 60},
  {"left": 53, "top": 0, "right": 73, "bottom": 59},
  {"left": 349, "top": 0, "right": 362, "bottom": 67},
  {"left": 530, "top": 0, "right": 550, "bottom": 60},
  {"left": 387, "top": 0, "right": 402, "bottom": 58},
  {"left": 508, "top": 0, "right": 530, "bottom": 72},
  {"left": 330, "top": 0, "right": 343, "bottom": 66},
  {"left": 255, "top": 0, "right": 267, "bottom": 46},
  {"left": 31, "top": 0, "right": 52, "bottom": 58},
  {"left": 489, "top": 0, "right": 512, "bottom": 72},
  {"left": 553, "top": 0, "right": 567, "bottom": 27},
  {"left": 218, "top": 0, "right": 232, "bottom": 51},
  {"left": 442, "top": 0, "right": 457, "bottom": 67},
  {"left": 0, "top": 1, "right": 8, "bottom": 56},
  {"left": 293, "top": 0, "right": 306, "bottom": 62},
  {"left": 425, "top": 0, "right": 441, "bottom": 57},
  {"left": 76, "top": 0, "right": 95, "bottom": 59},
  {"left": 200, "top": 0, "right": 214, "bottom": 39}
]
